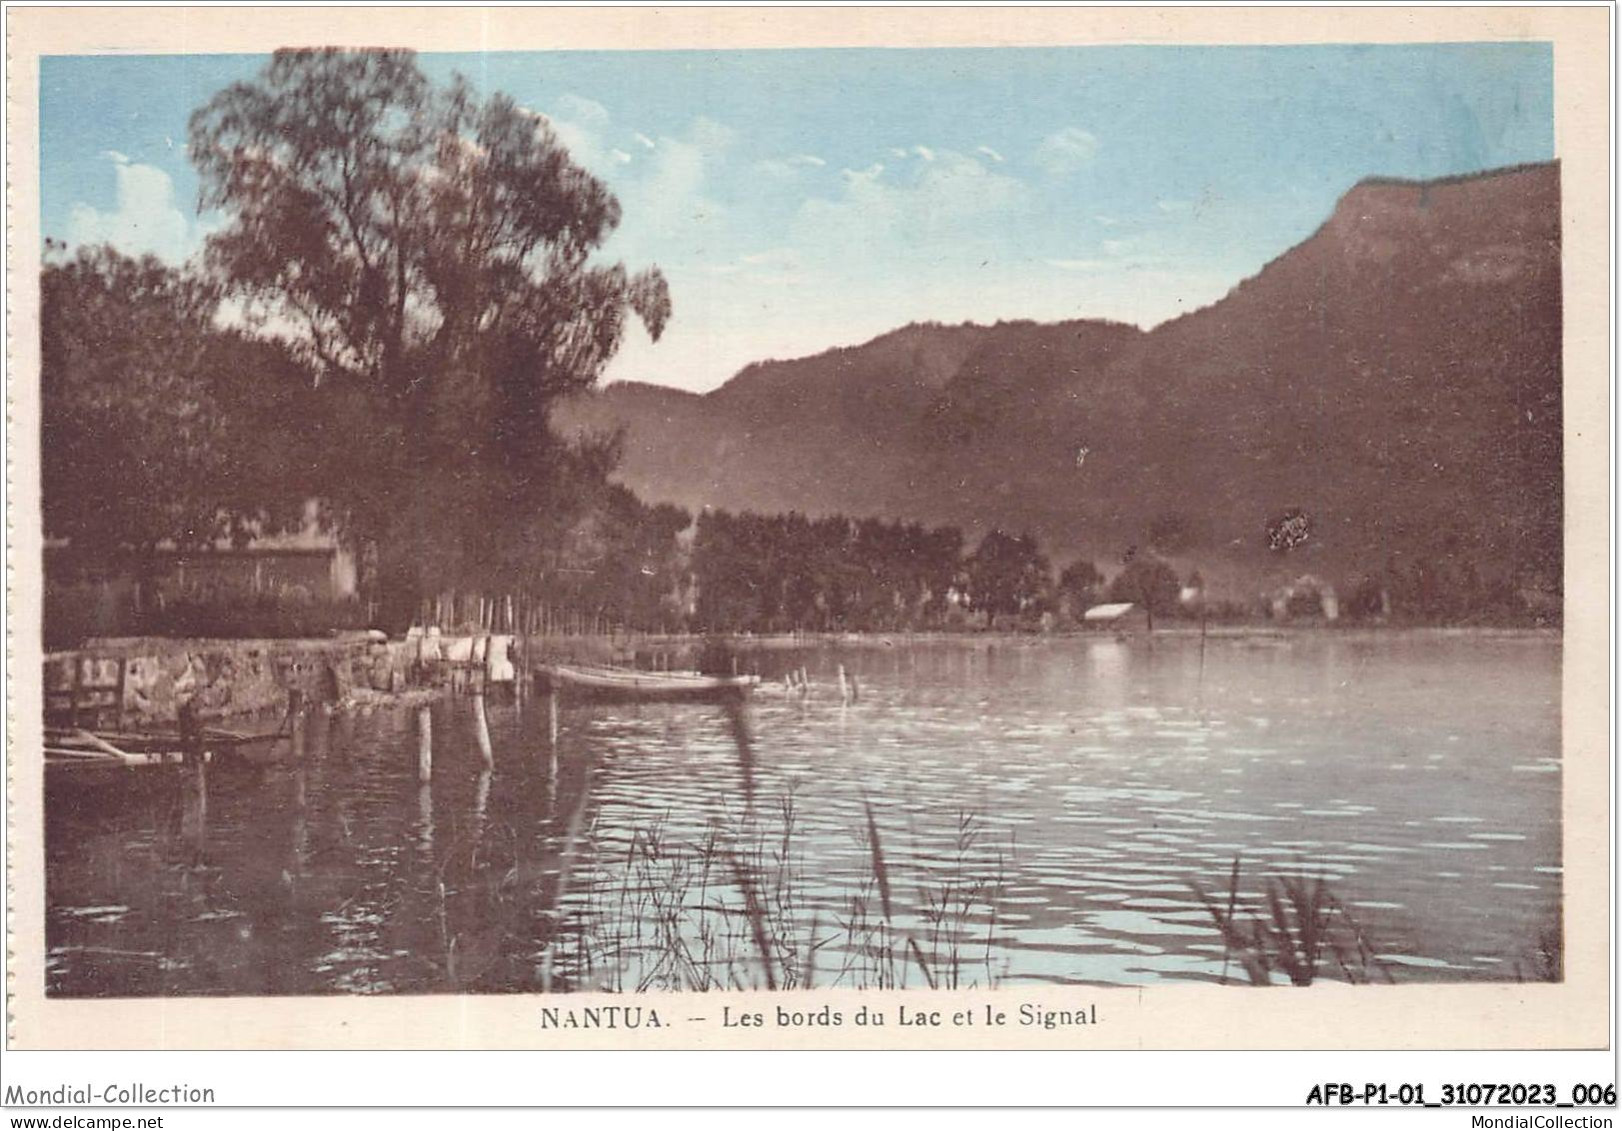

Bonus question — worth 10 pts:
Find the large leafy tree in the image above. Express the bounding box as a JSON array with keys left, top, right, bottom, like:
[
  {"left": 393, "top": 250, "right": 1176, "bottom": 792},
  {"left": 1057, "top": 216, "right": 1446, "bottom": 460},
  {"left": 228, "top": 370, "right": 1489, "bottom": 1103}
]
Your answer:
[
  {"left": 43, "top": 245, "right": 221, "bottom": 555},
  {"left": 1056, "top": 558, "right": 1104, "bottom": 616},
  {"left": 966, "top": 530, "right": 1050, "bottom": 619},
  {"left": 188, "top": 48, "right": 671, "bottom": 596},
  {"left": 41, "top": 244, "right": 311, "bottom": 561},
  {"left": 1108, "top": 554, "right": 1182, "bottom": 630}
]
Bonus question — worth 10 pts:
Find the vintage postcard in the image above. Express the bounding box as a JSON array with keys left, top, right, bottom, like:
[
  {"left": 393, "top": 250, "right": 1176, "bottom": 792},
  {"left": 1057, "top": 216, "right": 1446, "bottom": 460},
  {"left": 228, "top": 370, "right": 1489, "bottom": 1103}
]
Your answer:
[{"left": 4, "top": 5, "right": 1611, "bottom": 1065}]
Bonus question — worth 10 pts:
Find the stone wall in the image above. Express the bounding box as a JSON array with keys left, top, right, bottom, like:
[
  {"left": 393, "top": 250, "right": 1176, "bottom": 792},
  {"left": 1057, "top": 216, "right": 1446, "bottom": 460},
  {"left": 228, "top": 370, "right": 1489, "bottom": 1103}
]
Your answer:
[{"left": 43, "top": 635, "right": 418, "bottom": 727}]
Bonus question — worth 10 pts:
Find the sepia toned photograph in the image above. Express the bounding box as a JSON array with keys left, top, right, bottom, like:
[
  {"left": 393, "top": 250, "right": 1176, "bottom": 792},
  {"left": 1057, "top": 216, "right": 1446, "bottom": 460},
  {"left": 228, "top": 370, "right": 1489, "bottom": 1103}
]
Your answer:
[{"left": 5, "top": 7, "right": 1609, "bottom": 1060}]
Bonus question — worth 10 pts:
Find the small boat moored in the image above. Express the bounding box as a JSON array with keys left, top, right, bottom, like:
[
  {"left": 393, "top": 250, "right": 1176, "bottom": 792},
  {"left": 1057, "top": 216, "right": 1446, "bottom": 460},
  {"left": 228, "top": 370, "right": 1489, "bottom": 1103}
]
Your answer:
[
  {"left": 44, "top": 723, "right": 290, "bottom": 786},
  {"left": 533, "top": 661, "right": 759, "bottom": 702}
]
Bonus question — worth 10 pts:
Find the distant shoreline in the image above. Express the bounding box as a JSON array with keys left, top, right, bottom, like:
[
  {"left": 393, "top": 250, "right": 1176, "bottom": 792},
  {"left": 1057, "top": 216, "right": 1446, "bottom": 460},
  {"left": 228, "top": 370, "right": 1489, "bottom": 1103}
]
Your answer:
[
  {"left": 65, "top": 623, "right": 1562, "bottom": 657},
  {"left": 552, "top": 624, "right": 1563, "bottom": 654}
]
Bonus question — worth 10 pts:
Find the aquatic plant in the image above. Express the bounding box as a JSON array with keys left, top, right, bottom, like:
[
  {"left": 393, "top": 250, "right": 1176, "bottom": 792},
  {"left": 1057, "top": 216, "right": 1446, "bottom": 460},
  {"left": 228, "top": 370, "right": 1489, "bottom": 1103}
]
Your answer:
[
  {"left": 1191, "top": 856, "right": 1391, "bottom": 986},
  {"left": 556, "top": 794, "right": 1009, "bottom": 993}
]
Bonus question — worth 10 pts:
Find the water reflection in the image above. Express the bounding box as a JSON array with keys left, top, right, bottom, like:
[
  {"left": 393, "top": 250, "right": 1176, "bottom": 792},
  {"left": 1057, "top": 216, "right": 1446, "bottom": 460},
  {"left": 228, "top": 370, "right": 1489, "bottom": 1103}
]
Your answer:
[{"left": 45, "top": 633, "right": 1561, "bottom": 995}]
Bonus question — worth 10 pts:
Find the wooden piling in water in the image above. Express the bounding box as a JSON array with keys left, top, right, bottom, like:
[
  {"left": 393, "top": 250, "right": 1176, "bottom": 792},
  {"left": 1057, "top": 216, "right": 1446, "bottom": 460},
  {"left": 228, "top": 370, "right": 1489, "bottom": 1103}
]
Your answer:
[
  {"left": 416, "top": 705, "right": 433, "bottom": 783},
  {"left": 178, "top": 698, "right": 209, "bottom": 853},
  {"left": 547, "top": 689, "right": 559, "bottom": 746},
  {"left": 472, "top": 693, "right": 494, "bottom": 770},
  {"left": 286, "top": 689, "right": 306, "bottom": 760},
  {"left": 184, "top": 756, "right": 209, "bottom": 855}
]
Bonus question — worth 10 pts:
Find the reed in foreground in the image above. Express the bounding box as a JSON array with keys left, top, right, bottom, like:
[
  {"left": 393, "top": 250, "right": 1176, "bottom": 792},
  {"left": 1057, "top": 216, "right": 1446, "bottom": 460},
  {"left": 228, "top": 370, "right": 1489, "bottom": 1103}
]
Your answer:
[
  {"left": 557, "top": 795, "right": 1010, "bottom": 992},
  {"left": 1191, "top": 857, "right": 1391, "bottom": 986}
]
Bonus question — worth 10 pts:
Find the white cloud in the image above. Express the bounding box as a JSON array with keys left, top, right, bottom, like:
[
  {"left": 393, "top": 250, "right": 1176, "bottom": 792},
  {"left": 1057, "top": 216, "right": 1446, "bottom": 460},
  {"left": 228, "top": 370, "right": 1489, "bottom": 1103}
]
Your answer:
[
  {"left": 634, "top": 132, "right": 656, "bottom": 150},
  {"left": 1063, "top": 234, "right": 1177, "bottom": 274},
  {"left": 66, "top": 153, "right": 205, "bottom": 263},
  {"left": 606, "top": 116, "right": 736, "bottom": 261},
  {"left": 795, "top": 149, "right": 1027, "bottom": 264},
  {"left": 886, "top": 145, "right": 938, "bottom": 162},
  {"left": 542, "top": 112, "right": 612, "bottom": 175},
  {"left": 730, "top": 246, "right": 808, "bottom": 288},
  {"left": 977, "top": 145, "right": 1005, "bottom": 163},
  {"left": 610, "top": 148, "right": 633, "bottom": 164},
  {"left": 1035, "top": 127, "right": 1099, "bottom": 175},
  {"left": 841, "top": 162, "right": 886, "bottom": 184},
  {"left": 756, "top": 153, "right": 828, "bottom": 178},
  {"left": 1157, "top": 199, "right": 1192, "bottom": 213},
  {"left": 555, "top": 92, "right": 610, "bottom": 126}
]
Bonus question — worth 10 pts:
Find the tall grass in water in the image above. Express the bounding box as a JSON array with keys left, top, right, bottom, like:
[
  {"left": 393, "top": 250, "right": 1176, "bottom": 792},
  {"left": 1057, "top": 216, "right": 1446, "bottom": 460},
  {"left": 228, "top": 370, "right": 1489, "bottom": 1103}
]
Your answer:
[
  {"left": 557, "top": 793, "right": 1010, "bottom": 992},
  {"left": 1191, "top": 857, "right": 1391, "bottom": 986},
  {"left": 900, "top": 808, "right": 1007, "bottom": 990}
]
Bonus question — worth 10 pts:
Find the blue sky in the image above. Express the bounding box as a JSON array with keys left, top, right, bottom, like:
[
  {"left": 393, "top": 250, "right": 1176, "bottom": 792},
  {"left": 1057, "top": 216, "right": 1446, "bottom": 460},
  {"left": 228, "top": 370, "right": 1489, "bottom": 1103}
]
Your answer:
[{"left": 41, "top": 44, "right": 1553, "bottom": 392}]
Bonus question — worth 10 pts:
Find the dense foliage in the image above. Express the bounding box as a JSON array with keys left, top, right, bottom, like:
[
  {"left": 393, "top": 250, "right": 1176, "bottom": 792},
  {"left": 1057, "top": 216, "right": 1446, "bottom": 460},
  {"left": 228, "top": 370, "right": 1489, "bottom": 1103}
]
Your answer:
[
  {"left": 686, "top": 511, "right": 1160, "bottom": 633},
  {"left": 964, "top": 530, "right": 1050, "bottom": 618},
  {"left": 188, "top": 48, "right": 671, "bottom": 601},
  {"left": 41, "top": 244, "right": 316, "bottom": 557},
  {"left": 1107, "top": 557, "right": 1183, "bottom": 629},
  {"left": 691, "top": 511, "right": 966, "bottom": 633}
]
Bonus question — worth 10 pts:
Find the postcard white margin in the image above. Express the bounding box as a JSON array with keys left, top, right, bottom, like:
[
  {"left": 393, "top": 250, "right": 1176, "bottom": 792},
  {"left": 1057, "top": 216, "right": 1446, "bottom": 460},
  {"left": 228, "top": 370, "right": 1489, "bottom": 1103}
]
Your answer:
[{"left": 4, "top": 5, "right": 1611, "bottom": 1058}]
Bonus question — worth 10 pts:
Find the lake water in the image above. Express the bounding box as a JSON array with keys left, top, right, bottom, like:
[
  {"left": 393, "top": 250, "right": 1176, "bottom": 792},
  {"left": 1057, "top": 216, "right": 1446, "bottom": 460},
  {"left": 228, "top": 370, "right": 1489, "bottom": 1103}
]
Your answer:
[{"left": 44, "top": 632, "right": 1562, "bottom": 995}]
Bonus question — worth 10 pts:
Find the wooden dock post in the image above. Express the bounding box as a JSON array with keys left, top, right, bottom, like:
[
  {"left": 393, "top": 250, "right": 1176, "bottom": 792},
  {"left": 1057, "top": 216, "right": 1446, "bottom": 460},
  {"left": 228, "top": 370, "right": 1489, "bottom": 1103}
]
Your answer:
[
  {"left": 179, "top": 698, "right": 209, "bottom": 853},
  {"left": 473, "top": 769, "right": 492, "bottom": 839},
  {"left": 183, "top": 754, "right": 209, "bottom": 856},
  {"left": 837, "top": 664, "right": 851, "bottom": 705},
  {"left": 416, "top": 705, "right": 433, "bottom": 783},
  {"left": 179, "top": 698, "right": 203, "bottom": 761},
  {"left": 288, "top": 689, "right": 306, "bottom": 760},
  {"left": 547, "top": 689, "right": 559, "bottom": 746},
  {"left": 472, "top": 692, "right": 494, "bottom": 770},
  {"left": 114, "top": 655, "right": 127, "bottom": 732},
  {"left": 514, "top": 631, "right": 528, "bottom": 704}
]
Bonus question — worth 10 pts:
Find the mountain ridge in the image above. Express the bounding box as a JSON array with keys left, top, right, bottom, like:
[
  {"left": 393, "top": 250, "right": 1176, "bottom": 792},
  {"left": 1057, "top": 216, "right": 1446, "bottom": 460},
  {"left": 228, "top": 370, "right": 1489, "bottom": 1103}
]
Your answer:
[{"left": 558, "top": 162, "right": 1561, "bottom": 598}]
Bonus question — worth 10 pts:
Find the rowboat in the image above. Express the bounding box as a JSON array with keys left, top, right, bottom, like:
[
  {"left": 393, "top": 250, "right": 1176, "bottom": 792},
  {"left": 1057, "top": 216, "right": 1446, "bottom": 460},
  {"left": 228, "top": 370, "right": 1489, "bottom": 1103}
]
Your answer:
[
  {"left": 533, "top": 661, "right": 759, "bottom": 702},
  {"left": 44, "top": 724, "right": 290, "bottom": 785}
]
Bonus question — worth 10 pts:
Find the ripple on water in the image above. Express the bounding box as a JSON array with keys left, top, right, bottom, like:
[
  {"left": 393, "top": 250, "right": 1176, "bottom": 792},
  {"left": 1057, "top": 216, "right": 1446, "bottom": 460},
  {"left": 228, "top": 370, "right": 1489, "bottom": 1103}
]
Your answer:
[
  {"left": 1087, "top": 908, "right": 1216, "bottom": 939},
  {"left": 1376, "top": 954, "right": 1465, "bottom": 971},
  {"left": 61, "top": 905, "right": 130, "bottom": 921},
  {"left": 42, "top": 635, "right": 1562, "bottom": 994}
]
